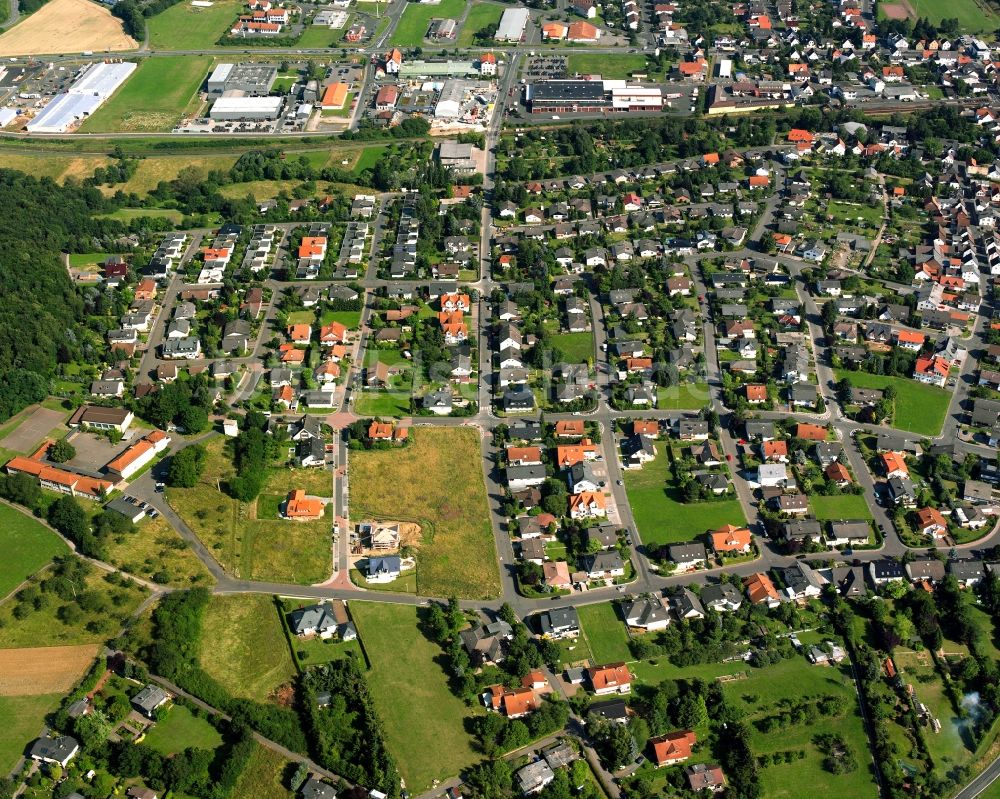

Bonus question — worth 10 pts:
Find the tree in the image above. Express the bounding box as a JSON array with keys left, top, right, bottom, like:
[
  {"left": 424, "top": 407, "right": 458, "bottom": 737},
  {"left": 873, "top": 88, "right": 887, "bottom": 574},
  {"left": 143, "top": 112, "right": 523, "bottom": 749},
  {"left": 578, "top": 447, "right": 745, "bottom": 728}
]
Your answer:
[
  {"left": 178, "top": 404, "right": 209, "bottom": 434},
  {"left": 49, "top": 439, "right": 76, "bottom": 463},
  {"left": 48, "top": 495, "right": 93, "bottom": 552},
  {"left": 168, "top": 445, "right": 207, "bottom": 488},
  {"left": 3, "top": 471, "right": 40, "bottom": 508}
]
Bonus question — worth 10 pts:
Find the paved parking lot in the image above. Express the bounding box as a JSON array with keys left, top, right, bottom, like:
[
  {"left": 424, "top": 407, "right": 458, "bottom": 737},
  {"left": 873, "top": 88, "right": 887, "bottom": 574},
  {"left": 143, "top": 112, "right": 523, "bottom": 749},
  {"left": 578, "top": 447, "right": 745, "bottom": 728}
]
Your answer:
[{"left": 65, "top": 429, "right": 135, "bottom": 475}]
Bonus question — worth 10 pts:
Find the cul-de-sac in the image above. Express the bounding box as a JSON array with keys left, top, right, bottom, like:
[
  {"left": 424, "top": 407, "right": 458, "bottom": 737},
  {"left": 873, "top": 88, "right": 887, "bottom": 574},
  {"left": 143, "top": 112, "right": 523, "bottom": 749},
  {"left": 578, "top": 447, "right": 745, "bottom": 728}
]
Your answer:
[{"left": 7, "top": 0, "right": 1000, "bottom": 797}]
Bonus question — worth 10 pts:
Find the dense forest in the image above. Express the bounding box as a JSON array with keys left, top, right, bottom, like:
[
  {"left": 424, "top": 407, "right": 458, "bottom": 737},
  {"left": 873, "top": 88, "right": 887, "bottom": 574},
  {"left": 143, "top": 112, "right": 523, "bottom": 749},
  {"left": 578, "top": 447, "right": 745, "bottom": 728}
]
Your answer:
[{"left": 0, "top": 171, "right": 105, "bottom": 422}]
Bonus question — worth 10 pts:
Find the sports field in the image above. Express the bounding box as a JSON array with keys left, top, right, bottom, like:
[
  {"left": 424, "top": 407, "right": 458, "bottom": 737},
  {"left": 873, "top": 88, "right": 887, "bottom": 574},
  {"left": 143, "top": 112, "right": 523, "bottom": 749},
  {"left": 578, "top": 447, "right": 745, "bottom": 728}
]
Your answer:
[
  {"left": 0, "top": 0, "right": 136, "bottom": 56},
  {"left": 349, "top": 427, "right": 502, "bottom": 599},
  {"left": 81, "top": 56, "right": 212, "bottom": 133},
  {"left": 0, "top": 502, "right": 69, "bottom": 599},
  {"left": 835, "top": 369, "right": 951, "bottom": 436},
  {"left": 392, "top": 0, "right": 465, "bottom": 46},
  {"left": 350, "top": 602, "right": 480, "bottom": 792},
  {"left": 148, "top": 0, "right": 243, "bottom": 49}
]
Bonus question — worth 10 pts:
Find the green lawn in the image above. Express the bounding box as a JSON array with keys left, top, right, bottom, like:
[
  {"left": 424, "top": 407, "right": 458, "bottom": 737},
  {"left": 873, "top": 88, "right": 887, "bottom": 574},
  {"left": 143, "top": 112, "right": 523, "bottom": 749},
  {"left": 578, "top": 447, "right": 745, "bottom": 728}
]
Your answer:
[
  {"left": 353, "top": 145, "right": 389, "bottom": 174},
  {"left": 551, "top": 331, "right": 594, "bottom": 364},
  {"left": 286, "top": 310, "right": 314, "bottom": 326},
  {"left": 578, "top": 602, "right": 631, "bottom": 664},
  {"left": 624, "top": 443, "right": 747, "bottom": 547},
  {"left": 809, "top": 494, "right": 874, "bottom": 521},
  {"left": 350, "top": 428, "right": 501, "bottom": 599},
  {"left": 148, "top": 0, "right": 242, "bottom": 48},
  {"left": 391, "top": 0, "right": 465, "bottom": 46},
  {"left": 350, "top": 602, "right": 481, "bottom": 792},
  {"left": 834, "top": 370, "right": 951, "bottom": 437},
  {"left": 355, "top": 391, "right": 411, "bottom": 417},
  {"left": 321, "top": 309, "right": 362, "bottom": 329},
  {"left": 80, "top": 56, "right": 212, "bottom": 133},
  {"left": 296, "top": 25, "right": 342, "bottom": 48},
  {"left": 723, "top": 657, "right": 878, "bottom": 799},
  {"left": 67, "top": 252, "right": 110, "bottom": 268},
  {"left": 143, "top": 705, "right": 223, "bottom": 755},
  {"left": 567, "top": 53, "right": 647, "bottom": 78},
  {"left": 0, "top": 503, "right": 69, "bottom": 599},
  {"left": 911, "top": 0, "right": 999, "bottom": 32},
  {"left": 456, "top": 1, "right": 505, "bottom": 45},
  {"left": 657, "top": 382, "right": 711, "bottom": 410},
  {"left": 0, "top": 694, "right": 62, "bottom": 774}
]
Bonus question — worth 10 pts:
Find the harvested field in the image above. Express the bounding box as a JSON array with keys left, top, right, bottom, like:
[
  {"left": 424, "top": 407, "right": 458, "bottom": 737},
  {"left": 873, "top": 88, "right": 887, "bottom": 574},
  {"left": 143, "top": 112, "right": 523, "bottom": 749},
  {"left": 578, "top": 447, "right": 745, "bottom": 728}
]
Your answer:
[
  {"left": 0, "top": 644, "right": 99, "bottom": 695},
  {"left": 0, "top": 0, "right": 137, "bottom": 56}
]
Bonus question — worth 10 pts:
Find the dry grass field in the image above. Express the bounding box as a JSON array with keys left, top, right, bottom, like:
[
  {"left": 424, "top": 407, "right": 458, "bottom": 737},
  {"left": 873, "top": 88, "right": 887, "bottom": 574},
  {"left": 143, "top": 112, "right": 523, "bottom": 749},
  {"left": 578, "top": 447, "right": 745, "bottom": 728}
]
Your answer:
[
  {"left": 0, "top": 644, "right": 99, "bottom": 695},
  {"left": 198, "top": 594, "right": 297, "bottom": 704},
  {"left": 166, "top": 437, "right": 332, "bottom": 584},
  {"left": 0, "top": 0, "right": 137, "bottom": 56},
  {"left": 102, "top": 515, "right": 213, "bottom": 588},
  {"left": 349, "top": 427, "right": 501, "bottom": 599}
]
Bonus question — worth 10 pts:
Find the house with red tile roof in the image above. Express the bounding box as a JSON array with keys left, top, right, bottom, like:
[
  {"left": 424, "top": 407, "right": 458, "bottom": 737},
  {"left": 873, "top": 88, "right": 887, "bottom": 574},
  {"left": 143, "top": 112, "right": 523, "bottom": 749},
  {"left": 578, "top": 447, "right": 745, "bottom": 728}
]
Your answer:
[
  {"left": 650, "top": 730, "right": 697, "bottom": 766},
  {"left": 915, "top": 506, "right": 948, "bottom": 538},
  {"left": 587, "top": 663, "right": 633, "bottom": 695},
  {"left": 744, "top": 572, "right": 780, "bottom": 606},
  {"left": 709, "top": 524, "right": 752, "bottom": 554},
  {"left": 285, "top": 489, "right": 323, "bottom": 520},
  {"left": 881, "top": 451, "right": 909, "bottom": 479}
]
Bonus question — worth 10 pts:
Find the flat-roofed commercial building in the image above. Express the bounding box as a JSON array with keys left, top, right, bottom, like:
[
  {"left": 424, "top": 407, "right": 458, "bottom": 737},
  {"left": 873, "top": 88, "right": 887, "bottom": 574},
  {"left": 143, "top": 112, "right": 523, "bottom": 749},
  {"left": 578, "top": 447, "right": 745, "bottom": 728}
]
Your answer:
[
  {"left": 610, "top": 85, "right": 662, "bottom": 111},
  {"left": 210, "top": 95, "right": 284, "bottom": 120},
  {"left": 527, "top": 79, "right": 607, "bottom": 113},
  {"left": 207, "top": 62, "right": 278, "bottom": 96},
  {"left": 496, "top": 7, "right": 529, "bottom": 41}
]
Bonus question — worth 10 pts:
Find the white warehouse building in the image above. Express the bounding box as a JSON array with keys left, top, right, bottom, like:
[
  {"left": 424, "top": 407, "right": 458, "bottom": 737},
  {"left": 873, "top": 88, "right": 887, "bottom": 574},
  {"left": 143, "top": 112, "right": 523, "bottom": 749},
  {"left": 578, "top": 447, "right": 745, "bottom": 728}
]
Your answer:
[
  {"left": 495, "top": 7, "right": 529, "bottom": 41},
  {"left": 27, "top": 61, "right": 137, "bottom": 133},
  {"left": 209, "top": 95, "right": 284, "bottom": 120}
]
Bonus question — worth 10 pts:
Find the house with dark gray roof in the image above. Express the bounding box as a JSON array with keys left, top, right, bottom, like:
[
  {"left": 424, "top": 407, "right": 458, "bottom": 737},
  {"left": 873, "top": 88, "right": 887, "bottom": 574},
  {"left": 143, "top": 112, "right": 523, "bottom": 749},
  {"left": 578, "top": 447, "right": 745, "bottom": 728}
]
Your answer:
[{"left": 132, "top": 685, "right": 169, "bottom": 718}]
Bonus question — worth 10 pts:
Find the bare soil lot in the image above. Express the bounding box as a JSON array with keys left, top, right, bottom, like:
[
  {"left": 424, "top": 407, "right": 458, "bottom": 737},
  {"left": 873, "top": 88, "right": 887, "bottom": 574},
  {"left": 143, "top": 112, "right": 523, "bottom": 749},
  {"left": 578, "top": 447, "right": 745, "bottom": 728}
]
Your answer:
[
  {"left": 880, "top": 1, "right": 913, "bottom": 18},
  {"left": 0, "top": 0, "right": 137, "bottom": 56},
  {"left": 0, "top": 644, "right": 99, "bottom": 695}
]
